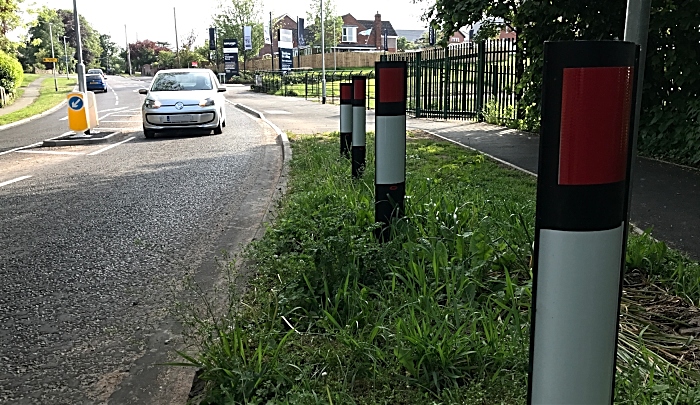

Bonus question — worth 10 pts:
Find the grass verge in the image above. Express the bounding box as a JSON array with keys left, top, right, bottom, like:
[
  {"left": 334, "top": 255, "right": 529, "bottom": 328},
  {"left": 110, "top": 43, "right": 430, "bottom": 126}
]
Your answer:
[
  {"left": 177, "top": 131, "right": 700, "bottom": 404},
  {"left": 0, "top": 77, "right": 76, "bottom": 126}
]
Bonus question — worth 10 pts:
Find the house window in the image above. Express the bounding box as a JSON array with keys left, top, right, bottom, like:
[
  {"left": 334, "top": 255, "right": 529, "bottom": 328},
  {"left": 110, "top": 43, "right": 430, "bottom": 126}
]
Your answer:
[{"left": 342, "top": 26, "right": 357, "bottom": 43}]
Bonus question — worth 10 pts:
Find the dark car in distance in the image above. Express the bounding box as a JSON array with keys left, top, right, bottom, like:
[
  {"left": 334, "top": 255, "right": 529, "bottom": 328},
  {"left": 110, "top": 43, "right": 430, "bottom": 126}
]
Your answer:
[{"left": 86, "top": 74, "right": 107, "bottom": 93}]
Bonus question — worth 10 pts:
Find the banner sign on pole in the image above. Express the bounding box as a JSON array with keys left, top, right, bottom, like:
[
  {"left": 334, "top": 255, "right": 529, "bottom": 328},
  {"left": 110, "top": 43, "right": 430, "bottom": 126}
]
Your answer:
[
  {"left": 243, "top": 26, "right": 252, "bottom": 50},
  {"left": 278, "top": 29, "right": 294, "bottom": 71},
  {"left": 383, "top": 28, "right": 388, "bottom": 51},
  {"left": 223, "top": 38, "right": 239, "bottom": 80},
  {"left": 429, "top": 27, "right": 436, "bottom": 46},
  {"left": 209, "top": 28, "right": 216, "bottom": 50},
  {"left": 263, "top": 21, "right": 271, "bottom": 44},
  {"left": 297, "top": 18, "right": 306, "bottom": 47}
]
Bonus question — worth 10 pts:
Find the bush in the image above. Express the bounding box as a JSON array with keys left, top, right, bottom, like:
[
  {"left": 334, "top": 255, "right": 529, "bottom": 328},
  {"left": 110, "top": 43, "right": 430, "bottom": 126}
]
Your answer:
[{"left": 0, "top": 51, "right": 24, "bottom": 95}]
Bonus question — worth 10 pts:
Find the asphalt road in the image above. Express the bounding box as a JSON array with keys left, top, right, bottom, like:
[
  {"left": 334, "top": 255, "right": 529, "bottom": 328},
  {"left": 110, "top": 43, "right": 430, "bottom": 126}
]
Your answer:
[{"left": 0, "top": 76, "right": 282, "bottom": 404}]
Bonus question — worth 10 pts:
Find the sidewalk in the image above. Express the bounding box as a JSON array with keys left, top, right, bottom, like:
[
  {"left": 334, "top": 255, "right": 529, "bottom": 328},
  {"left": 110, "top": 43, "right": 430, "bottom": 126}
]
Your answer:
[
  {"left": 0, "top": 77, "right": 44, "bottom": 116},
  {"left": 225, "top": 86, "right": 700, "bottom": 261}
]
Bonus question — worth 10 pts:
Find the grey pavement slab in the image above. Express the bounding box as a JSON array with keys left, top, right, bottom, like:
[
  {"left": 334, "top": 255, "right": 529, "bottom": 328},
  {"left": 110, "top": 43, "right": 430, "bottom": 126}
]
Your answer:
[
  {"left": 0, "top": 77, "right": 45, "bottom": 115},
  {"left": 225, "top": 87, "right": 700, "bottom": 260}
]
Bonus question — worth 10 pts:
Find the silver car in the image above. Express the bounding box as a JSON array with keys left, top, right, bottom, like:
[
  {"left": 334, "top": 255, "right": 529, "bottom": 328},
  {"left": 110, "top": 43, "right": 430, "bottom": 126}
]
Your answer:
[{"left": 139, "top": 69, "right": 227, "bottom": 138}]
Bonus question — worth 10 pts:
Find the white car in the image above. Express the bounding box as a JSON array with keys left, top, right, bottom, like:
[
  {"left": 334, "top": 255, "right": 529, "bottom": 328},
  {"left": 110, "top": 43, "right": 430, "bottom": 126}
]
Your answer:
[{"left": 138, "top": 69, "right": 227, "bottom": 138}]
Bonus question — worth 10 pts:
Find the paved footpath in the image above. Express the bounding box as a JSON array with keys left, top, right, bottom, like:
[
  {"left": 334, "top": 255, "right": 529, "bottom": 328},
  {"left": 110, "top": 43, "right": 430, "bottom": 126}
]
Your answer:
[
  {"left": 226, "top": 86, "right": 700, "bottom": 261},
  {"left": 0, "top": 77, "right": 45, "bottom": 116}
]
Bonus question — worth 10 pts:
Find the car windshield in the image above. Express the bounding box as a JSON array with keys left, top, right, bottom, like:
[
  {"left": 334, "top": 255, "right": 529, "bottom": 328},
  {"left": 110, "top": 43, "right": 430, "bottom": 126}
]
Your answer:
[
  {"left": 86, "top": 74, "right": 102, "bottom": 80},
  {"left": 150, "top": 72, "right": 213, "bottom": 92}
]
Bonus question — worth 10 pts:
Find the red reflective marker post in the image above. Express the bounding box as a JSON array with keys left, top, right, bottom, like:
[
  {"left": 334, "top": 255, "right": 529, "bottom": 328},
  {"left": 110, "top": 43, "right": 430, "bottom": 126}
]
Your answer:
[
  {"left": 374, "top": 61, "right": 407, "bottom": 241},
  {"left": 351, "top": 76, "right": 366, "bottom": 179},
  {"left": 528, "top": 41, "right": 639, "bottom": 404},
  {"left": 339, "top": 83, "right": 353, "bottom": 158}
]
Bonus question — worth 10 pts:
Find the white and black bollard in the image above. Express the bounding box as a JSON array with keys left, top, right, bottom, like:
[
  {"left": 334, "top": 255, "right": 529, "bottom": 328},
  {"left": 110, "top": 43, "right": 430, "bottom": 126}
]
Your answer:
[
  {"left": 339, "top": 83, "right": 353, "bottom": 158},
  {"left": 374, "top": 61, "right": 407, "bottom": 241},
  {"left": 528, "top": 41, "right": 639, "bottom": 404},
  {"left": 351, "top": 76, "right": 366, "bottom": 179}
]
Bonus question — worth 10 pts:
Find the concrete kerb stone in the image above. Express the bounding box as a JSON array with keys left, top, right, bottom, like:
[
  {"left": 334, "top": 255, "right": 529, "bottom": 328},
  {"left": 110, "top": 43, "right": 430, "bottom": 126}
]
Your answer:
[
  {"left": 41, "top": 130, "right": 121, "bottom": 147},
  {"left": 0, "top": 99, "right": 68, "bottom": 133},
  {"left": 414, "top": 127, "right": 652, "bottom": 239},
  {"left": 232, "top": 101, "right": 292, "bottom": 164}
]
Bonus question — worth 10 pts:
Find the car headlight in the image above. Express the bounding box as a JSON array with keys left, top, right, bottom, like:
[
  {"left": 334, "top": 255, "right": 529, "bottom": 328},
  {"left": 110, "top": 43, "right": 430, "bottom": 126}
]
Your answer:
[
  {"left": 199, "top": 98, "right": 215, "bottom": 107},
  {"left": 145, "top": 99, "right": 161, "bottom": 109}
]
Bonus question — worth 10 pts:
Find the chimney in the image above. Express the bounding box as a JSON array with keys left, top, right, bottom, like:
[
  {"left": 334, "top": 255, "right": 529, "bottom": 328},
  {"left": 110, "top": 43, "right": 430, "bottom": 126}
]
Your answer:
[{"left": 374, "top": 12, "right": 382, "bottom": 49}]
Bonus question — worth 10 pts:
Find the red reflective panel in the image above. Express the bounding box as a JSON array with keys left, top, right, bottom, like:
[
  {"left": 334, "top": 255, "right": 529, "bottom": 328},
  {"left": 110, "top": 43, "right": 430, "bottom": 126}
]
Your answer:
[
  {"left": 353, "top": 78, "right": 366, "bottom": 100},
  {"left": 559, "top": 67, "right": 634, "bottom": 185},
  {"left": 379, "top": 67, "right": 405, "bottom": 103},
  {"left": 340, "top": 84, "right": 352, "bottom": 100}
]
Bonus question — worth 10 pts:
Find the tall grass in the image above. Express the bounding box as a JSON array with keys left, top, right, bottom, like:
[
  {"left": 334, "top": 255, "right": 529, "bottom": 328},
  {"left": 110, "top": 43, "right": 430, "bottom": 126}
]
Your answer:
[{"left": 177, "top": 132, "right": 700, "bottom": 404}]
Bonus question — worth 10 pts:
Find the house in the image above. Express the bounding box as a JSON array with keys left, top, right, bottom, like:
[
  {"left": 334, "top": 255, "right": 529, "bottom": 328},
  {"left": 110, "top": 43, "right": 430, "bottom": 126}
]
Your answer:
[
  {"left": 257, "top": 14, "right": 304, "bottom": 58},
  {"left": 334, "top": 12, "right": 398, "bottom": 52}
]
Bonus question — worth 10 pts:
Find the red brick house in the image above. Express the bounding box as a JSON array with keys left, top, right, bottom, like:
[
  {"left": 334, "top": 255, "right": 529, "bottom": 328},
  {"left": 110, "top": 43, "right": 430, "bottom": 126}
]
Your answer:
[
  {"left": 335, "top": 12, "right": 398, "bottom": 52},
  {"left": 257, "top": 14, "right": 302, "bottom": 58}
]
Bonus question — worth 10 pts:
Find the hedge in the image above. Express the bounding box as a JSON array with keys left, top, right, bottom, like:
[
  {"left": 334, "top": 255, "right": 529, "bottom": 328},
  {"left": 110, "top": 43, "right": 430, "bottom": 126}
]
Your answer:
[{"left": 0, "top": 51, "right": 24, "bottom": 95}]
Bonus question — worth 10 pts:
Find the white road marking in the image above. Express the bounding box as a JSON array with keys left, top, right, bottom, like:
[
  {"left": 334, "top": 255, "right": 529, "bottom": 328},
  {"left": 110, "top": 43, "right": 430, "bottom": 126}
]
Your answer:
[
  {"left": 87, "top": 137, "right": 135, "bottom": 156},
  {"left": 264, "top": 110, "right": 292, "bottom": 115},
  {"left": 99, "top": 107, "right": 128, "bottom": 113},
  {"left": 59, "top": 116, "right": 68, "bottom": 121},
  {"left": 100, "top": 120, "right": 137, "bottom": 123},
  {"left": 17, "top": 150, "right": 84, "bottom": 155},
  {"left": 0, "top": 142, "right": 43, "bottom": 156},
  {"left": 0, "top": 175, "right": 32, "bottom": 188}
]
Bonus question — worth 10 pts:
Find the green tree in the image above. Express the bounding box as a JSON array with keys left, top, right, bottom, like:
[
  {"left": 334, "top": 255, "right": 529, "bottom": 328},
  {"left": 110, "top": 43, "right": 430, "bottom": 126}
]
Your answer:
[
  {"left": 306, "top": 0, "right": 341, "bottom": 52},
  {"left": 154, "top": 49, "right": 176, "bottom": 70},
  {"left": 56, "top": 8, "right": 103, "bottom": 68},
  {"left": 0, "top": 0, "right": 25, "bottom": 52},
  {"left": 121, "top": 39, "right": 169, "bottom": 72},
  {"left": 397, "top": 36, "right": 417, "bottom": 52},
  {"left": 212, "top": 0, "right": 264, "bottom": 66},
  {"left": 22, "top": 7, "right": 65, "bottom": 71},
  {"left": 99, "top": 34, "right": 121, "bottom": 73}
]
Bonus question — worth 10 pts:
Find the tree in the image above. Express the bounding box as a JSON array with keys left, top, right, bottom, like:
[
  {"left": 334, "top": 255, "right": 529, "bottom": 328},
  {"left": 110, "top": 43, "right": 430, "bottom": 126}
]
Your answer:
[
  {"left": 397, "top": 36, "right": 417, "bottom": 52},
  {"left": 176, "top": 30, "right": 206, "bottom": 68},
  {"left": 99, "top": 34, "right": 121, "bottom": 73},
  {"left": 306, "top": 0, "right": 341, "bottom": 52},
  {"left": 0, "top": 0, "right": 25, "bottom": 52},
  {"left": 122, "top": 39, "right": 169, "bottom": 72},
  {"left": 22, "top": 7, "right": 66, "bottom": 71},
  {"left": 212, "top": 0, "right": 265, "bottom": 65},
  {"left": 56, "top": 8, "right": 103, "bottom": 68}
]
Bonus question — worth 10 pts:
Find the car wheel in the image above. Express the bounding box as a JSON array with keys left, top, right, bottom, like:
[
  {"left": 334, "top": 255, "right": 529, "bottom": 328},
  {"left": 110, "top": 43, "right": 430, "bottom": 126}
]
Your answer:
[
  {"left": 221, "top": 108, "right": 226, "bottom": 127},
  {"left": 143, "top": 126, "right": 155, "bottom": 139},
  {"left": 213, "top": 118, "right": 223, "bottom": 135}
]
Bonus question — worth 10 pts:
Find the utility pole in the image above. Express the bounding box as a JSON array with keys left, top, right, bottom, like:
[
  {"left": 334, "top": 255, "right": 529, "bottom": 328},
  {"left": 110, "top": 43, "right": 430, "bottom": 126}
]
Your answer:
[
  {"left": 623, "top": 0, "right": 651, "bottom": 217},
  {"left": 174, "top": 8, "right": 181, "bottom": 68},
  {"left": 48, "top": 23, "right": 58, "bottom": 91},
  {"left": 124, "top": 25, "right": 132, "bottom": 75},
  {"left": 73, "top": 0, "right": 86, "bottom": 92},
  {"left": 321, "top": 0, "right": 326, "bottom": 104},
  {"left": 63, "top": 36, "right": 69, "bottom": 79},
  {"left": 270, "top": 12, "right": 274, "bottom": 71}
]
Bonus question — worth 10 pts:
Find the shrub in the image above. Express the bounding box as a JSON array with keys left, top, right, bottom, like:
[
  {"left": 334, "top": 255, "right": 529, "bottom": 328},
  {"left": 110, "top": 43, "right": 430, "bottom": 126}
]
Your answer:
[{"left": 0, "top": 51, "right": 24, "bottom": 95}]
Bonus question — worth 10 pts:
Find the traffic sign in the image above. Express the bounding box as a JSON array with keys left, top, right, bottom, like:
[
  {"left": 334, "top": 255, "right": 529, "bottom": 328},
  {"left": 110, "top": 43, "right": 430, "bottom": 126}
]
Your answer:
[
  {"left": 68, "top": 96, "right": 84, "bottom": 111},
  {"left": 43, "top": 57, "right": 58, "bottom": 63},
  {"left": 66, "top": 92, "right": 88, "bottom": 131}
]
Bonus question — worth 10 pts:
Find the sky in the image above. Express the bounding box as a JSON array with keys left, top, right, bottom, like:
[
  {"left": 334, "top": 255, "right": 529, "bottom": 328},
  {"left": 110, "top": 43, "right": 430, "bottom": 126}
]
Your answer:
[{"left": 21, "top": 0, "right": 431, "bottom": 47}]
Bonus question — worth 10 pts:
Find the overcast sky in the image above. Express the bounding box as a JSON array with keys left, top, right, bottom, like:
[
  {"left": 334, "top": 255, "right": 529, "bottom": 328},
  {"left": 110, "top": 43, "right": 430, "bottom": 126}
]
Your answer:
[{"left": 23, "top": 0, "right": 430, "bottom": 47}]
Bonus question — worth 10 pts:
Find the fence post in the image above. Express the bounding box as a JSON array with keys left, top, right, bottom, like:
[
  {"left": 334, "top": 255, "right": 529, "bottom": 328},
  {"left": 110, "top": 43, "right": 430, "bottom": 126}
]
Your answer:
[
  {"left": 305, "top": 72, "right": 308, "bottom": 100},
  {"left": 444, "top": 46, "right": 450, "bottom": 120},
  {"left": 415, "top": 52, "right": 422, "bottom": 118},
  {"left": 476, "top": 41, "right": 486, "bottom": 121}
]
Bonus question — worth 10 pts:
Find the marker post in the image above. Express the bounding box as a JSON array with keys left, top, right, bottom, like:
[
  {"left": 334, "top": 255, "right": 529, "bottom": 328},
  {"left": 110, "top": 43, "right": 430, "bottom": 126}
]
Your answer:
[
  {"left": 374, "top": 61, "right": 407, "bottom": 241},
  {"left": 527, "top": 41, "right": 639, "bottom": 404},
  {"left": 351, "top": 76, "right": 366, "bottom": 178},
  {"left": 339, "top": 83, "right": 353, "bottom": 158}
]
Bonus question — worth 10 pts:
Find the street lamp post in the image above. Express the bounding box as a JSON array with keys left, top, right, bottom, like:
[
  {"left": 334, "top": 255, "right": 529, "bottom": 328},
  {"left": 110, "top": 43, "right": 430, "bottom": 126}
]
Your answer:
[
  {"left": 63, "top": 36, "right": 69, "bottom": 79},
  {"left": 174, "top": 8, "right": 181, "bottom": 68},
  {"left": 48, "top": 23, "right": 58, "bottom": 91},
  {"left": 73, "top": 0, "right": 86, "bottom": 92},
  {"left": 124, "top": 25, "right": 132, "bottom": 75}
]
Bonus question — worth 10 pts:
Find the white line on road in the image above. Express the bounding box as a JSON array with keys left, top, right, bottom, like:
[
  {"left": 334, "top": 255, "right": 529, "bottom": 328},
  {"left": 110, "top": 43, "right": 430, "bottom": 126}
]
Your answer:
[
  {"left": 0, "top": 142, "right": 43, "bottom": 156},
  {"left": 0, "top": 175, "right": 32, "bottom": 188},
  {"left": 17, "top": 150, "right": 84, "bottom": 155},
  {"left": 87, "top": 137, "right": 135, "bottom": 156}
]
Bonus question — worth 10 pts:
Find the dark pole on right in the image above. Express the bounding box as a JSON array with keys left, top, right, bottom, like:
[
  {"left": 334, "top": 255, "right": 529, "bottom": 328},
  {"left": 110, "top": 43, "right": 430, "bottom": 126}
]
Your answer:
[
  {"left": 374, "top": 61, "right": 407, "bottom": 241},
  {"left": 351, "top": 76, "right": 366, "bottom": 178},
  {"left": 527, "top": 41, "right": 639, "bottom": 404}
]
